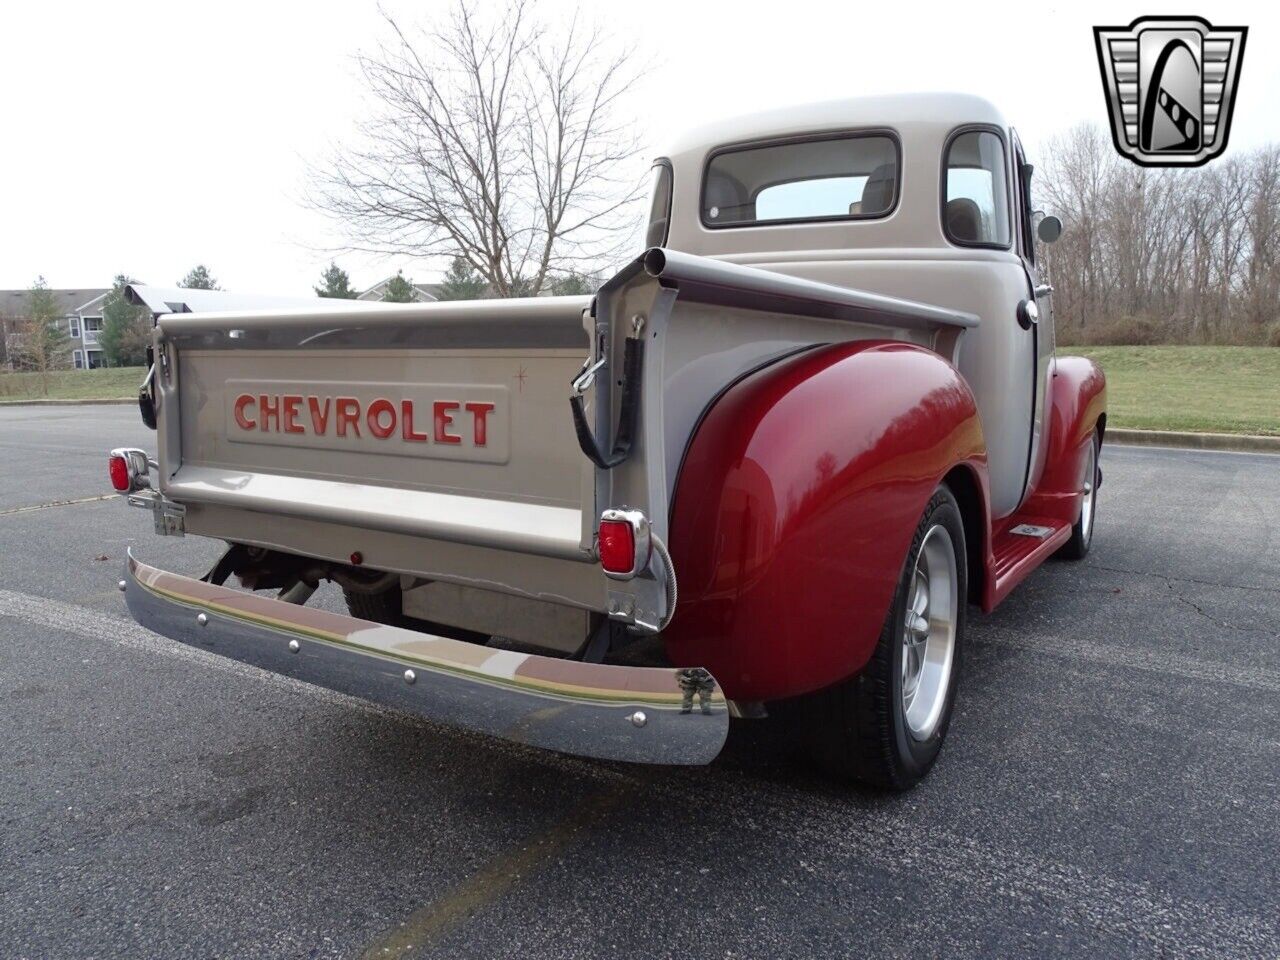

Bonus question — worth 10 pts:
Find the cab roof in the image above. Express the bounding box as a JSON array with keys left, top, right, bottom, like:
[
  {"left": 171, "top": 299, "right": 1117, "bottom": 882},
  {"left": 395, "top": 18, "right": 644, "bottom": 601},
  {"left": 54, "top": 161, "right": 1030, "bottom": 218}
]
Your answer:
[{"left": 662, "top": 92, "right": 1008, "bottom": 161}]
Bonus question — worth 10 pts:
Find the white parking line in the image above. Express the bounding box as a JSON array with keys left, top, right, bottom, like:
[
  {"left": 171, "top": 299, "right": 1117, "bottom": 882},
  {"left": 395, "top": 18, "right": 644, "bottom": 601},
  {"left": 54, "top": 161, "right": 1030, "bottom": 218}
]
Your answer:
[
  {"left": 978, "top": 626, "right": 1280, "bottom": 693},
  {"left": 0, "top": 494, "right": 117, "bottom": 517}
]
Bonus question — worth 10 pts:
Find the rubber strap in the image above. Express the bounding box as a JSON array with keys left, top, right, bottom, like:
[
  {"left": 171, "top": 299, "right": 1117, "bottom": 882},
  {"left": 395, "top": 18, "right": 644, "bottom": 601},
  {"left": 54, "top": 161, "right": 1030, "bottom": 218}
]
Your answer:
[{"left": 570, "top": 337, "right": 643, "bottom": 470}]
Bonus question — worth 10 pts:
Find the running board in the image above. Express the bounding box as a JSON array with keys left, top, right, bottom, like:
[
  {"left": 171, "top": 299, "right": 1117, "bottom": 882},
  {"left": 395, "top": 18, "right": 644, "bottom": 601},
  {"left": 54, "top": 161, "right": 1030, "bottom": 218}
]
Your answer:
[{"left": 986, "top": 515, "right": 1071, "bottom": 609}]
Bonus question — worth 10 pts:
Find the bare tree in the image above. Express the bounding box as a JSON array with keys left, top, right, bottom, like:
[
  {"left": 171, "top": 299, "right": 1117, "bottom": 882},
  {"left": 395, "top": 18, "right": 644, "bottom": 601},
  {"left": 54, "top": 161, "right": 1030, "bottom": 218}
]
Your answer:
[
  {"left": 313, "top": 1, "right": 644, "bottom": 297},
  {"left": 1039, "top": 124, "right": 1280, "bottom": 345}
]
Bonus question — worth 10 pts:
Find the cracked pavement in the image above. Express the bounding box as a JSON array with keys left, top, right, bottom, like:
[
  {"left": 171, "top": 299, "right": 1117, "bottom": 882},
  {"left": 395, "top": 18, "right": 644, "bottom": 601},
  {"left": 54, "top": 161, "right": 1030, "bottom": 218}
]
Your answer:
[{"left": 1, "top": 406, "right": 1278, "bottom": 959}]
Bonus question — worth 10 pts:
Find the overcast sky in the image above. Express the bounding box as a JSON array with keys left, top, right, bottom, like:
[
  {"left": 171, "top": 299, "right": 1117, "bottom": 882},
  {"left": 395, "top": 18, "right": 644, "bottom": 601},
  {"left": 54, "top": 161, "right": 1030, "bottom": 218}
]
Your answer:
[{"left": 3, "top": 0, "right": 1276, "bottom": 296}]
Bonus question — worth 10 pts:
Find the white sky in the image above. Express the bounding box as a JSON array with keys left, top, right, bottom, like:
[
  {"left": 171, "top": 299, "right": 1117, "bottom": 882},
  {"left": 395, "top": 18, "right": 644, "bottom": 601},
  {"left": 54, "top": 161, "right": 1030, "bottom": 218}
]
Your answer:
[{"left": 3, "top": 0, "right": 1276, "bottom": 295}]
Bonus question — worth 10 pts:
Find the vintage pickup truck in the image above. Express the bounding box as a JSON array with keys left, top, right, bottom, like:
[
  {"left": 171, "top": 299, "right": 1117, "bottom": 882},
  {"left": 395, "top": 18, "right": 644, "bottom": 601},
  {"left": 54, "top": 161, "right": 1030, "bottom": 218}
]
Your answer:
[{"left": 109, "top": 93, "right": 1105, "bottom": 789}]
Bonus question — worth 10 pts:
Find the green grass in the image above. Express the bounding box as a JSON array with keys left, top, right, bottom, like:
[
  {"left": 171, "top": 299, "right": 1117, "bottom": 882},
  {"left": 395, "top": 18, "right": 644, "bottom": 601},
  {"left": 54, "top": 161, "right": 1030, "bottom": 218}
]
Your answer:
[
  {"left": 1060, "top": 346, "right": 1280, "bottom": 436},
  {"left": 0, "top": 367, "right": 146, "bottom": 401}
]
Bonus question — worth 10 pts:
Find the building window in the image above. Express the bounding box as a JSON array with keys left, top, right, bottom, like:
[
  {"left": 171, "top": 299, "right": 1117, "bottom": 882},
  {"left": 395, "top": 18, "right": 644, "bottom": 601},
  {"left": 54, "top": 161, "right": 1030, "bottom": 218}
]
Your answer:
[
  {"left": 86, "top": 350, "right": 104, "bottom": 369},
  {"left": 69, "top": 317, "right": 80, "bottom": 339},
  {"left": 82, "top": 316, "right": 103, "bottom": 345},
  {"left": 73, "top": 349, "right": 84, "bottom": 369}
]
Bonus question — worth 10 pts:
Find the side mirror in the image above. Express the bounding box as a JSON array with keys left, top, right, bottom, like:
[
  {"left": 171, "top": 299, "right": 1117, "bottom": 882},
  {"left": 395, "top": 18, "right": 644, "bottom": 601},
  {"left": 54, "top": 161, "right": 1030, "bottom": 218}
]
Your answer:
[{"left": 1036, "top": 214, "right": 1063, "bottom": 244}]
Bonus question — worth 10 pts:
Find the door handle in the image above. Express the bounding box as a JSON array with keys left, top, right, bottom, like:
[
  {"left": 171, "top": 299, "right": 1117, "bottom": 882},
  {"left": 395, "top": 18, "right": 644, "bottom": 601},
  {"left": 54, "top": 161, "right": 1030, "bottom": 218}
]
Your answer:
[{"left": 1034, "top": 284, "right": 1054, "bottom": 297}]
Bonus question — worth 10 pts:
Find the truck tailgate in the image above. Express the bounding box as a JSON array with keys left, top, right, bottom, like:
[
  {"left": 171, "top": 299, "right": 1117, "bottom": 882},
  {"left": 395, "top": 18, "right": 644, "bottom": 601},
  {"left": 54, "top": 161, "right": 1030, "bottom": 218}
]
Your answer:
[{"left": 153, "top": 299, "right": 599, "bottom": 579}]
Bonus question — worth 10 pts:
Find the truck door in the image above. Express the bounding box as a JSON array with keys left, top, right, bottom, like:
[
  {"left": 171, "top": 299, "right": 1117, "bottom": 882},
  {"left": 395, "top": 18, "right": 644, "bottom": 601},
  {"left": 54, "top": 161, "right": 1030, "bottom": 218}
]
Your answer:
[
  {"left": 1011, "top": 131, "right": 1053, "bottom": 500},
  {"left": 943, "top": 127, "right": 1034, "bottom": 518}
]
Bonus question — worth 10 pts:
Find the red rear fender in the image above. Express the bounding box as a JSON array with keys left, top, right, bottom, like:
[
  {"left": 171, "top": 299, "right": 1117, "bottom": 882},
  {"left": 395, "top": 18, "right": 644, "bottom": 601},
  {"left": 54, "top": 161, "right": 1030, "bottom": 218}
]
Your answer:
[{"left": 663, "top": 341, "right": 988, "bottom": 702}]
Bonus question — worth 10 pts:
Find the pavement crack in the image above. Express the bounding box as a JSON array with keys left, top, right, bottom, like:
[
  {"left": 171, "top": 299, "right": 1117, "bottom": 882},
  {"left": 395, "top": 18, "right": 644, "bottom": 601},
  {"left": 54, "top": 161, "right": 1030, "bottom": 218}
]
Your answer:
[{"left": 1092, "top": 562, "right": 1280, "bottom": 597}]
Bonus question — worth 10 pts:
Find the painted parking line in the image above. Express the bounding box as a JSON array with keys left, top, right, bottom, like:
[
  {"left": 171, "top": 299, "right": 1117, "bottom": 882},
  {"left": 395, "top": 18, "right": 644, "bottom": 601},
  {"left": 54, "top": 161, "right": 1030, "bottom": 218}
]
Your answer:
[
  {"left": 0, "top": 493, "right": 117, "bottom": 517},
  {"left": 357, "top": 786, "right": 629, "bottom": 959},
  {"left": 977, "top": 626, "right": 1280, "bottom": 693}
]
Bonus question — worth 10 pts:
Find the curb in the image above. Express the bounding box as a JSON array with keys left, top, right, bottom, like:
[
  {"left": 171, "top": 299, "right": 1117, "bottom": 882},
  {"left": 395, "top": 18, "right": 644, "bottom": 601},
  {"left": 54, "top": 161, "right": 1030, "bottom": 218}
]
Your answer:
[
  {"left": 1107, "top": 427, "right": 1280, "bottom": 454},
  {"left": 0, "top": 398, "right": 134, "bottom": 407}
]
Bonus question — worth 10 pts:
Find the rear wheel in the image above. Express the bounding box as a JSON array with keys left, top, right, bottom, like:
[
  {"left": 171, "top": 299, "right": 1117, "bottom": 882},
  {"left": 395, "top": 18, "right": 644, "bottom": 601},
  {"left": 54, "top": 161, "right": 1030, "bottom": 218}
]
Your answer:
[
  {"left": 798, "top": 486, "right": 966, "bottom": 790},
  {"left": 1058, "top": 429, "right": 1100, "bottom": 560}
]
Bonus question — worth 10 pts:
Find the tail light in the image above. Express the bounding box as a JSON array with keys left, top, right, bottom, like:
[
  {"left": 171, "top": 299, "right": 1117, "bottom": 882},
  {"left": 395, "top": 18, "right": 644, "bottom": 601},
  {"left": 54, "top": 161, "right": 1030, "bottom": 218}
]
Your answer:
[
  {"left": 108, "top": 454, "right": 130, "bottom": 492},
  {"left": 108, "top": 447, "right": 151, "bottom": 494},
  {"left": 598, "top": 508, "right": 651, "bottom": 579}
]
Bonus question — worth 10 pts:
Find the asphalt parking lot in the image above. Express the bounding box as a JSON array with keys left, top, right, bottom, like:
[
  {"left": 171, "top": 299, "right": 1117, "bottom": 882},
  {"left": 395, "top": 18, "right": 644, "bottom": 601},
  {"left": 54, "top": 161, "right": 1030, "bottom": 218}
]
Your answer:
[{"left": 1, "top": 404, "right": 1278, "bottom": 959}]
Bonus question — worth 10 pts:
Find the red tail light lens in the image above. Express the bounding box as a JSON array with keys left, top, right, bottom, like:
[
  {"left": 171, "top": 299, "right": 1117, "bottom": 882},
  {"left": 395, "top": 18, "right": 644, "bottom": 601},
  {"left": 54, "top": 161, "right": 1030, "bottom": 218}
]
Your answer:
[
  {"left": 598, "top": 519, "right": 636, "bottom": 575},
  {"left": 108, "top": 454, "right": 130, "bottom": 492}
]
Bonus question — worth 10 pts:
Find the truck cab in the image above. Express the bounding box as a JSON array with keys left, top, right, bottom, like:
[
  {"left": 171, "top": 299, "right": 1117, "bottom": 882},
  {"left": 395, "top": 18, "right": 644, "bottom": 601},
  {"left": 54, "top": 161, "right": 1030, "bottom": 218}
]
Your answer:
[{"left": 110, "top": 93, "right": 1105, "bottom": 789}]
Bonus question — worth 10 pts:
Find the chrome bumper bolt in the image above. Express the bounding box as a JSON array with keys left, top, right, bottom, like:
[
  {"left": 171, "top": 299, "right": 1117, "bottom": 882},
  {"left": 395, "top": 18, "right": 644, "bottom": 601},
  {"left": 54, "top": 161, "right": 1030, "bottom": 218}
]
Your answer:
[
  {"left": 117, "top": 580, "right": 127, "bottom": 592},
  {"left": 288, "top": 639, "right": 300, "bottom": 654},
  {"left": 627, "top": 710, "right": 647, "bottom": 728},
  {"left": 404, "top": 669, "right": 416, "bottom": 685},
  {"left": 196, "top": 613, "right": 208, "bottom": 627}
]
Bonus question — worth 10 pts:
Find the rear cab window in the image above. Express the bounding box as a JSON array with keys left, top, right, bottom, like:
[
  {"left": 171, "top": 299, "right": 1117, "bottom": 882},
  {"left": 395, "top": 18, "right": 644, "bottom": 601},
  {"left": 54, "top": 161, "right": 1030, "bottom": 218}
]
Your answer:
[
  {"left": 943, "top": 129, "right": 1011, "bottom": 248},
  {"left": 702, "top": 133, "right": 900, "bottom": 228}
]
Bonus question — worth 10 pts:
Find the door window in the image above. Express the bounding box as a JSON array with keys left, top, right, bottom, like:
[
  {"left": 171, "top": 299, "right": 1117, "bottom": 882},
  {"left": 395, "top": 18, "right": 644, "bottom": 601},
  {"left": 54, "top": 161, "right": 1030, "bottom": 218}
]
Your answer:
[{"left": 943, "top": 130, "right": 1011, "bottom": 248}]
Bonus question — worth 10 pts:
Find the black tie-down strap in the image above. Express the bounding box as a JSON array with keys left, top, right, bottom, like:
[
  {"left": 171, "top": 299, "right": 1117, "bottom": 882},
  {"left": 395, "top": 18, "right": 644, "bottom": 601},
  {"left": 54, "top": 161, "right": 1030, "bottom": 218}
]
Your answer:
[{"left": 569, "top": 336, "right": 644, "bottom": 470}]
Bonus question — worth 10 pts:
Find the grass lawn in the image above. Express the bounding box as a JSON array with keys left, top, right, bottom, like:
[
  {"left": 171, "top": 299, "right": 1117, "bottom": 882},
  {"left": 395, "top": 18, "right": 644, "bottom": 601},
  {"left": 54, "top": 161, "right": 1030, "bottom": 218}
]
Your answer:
[
  {"left": 0, "top": 367, "right": 146, "bottom": 401},
  {"left": 1060, "top": 345, "right": 1280, "bottom": 436}
]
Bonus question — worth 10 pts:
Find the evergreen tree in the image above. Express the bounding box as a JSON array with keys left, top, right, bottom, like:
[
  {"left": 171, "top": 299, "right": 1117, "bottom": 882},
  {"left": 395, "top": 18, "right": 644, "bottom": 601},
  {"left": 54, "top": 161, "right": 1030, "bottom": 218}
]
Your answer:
[
  {"left": 547, "top": 271, "right": 599, "bottom": 296},
  {"left": 436, "top": 257, "right": 487, "bottom": 300},
  {"left": 178, "top": 264, "right": 219, "bottom": 289},
  {"left": 99, "top": 274, "right": 152, "bottom": 367},
  {"left": 382, "top": 270, "right": 417, "bottom": 303},
  {"left": 315, "top": 262, "right": 359, "bottom": 298},
  {"left": 15, "top": 276, "right": 69, "bottom": 390}
]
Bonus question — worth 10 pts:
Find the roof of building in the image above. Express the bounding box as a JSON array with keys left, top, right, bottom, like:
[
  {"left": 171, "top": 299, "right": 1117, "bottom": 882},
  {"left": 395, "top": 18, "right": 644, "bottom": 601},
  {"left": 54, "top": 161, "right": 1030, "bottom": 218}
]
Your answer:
[
  {"left": 0, "top": 288, "right": 110, "bottom": 318},
  {"left": 357, "top": 277, "right": 443, "bottom": 302}
]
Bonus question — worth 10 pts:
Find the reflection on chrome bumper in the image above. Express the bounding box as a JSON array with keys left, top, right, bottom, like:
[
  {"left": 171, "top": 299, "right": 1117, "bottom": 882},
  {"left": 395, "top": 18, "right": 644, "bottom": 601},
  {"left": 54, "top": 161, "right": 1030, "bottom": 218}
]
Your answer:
[{"left": 122, "top": 551, "right": 727, "bottom": 765}]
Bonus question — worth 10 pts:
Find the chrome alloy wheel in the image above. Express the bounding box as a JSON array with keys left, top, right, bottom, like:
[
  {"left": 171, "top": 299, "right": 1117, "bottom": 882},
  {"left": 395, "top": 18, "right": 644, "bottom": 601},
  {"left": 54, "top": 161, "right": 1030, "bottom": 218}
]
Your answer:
[
  {"left": 901, "top": 525, "right": 959, "bottom": 741},
  {"left": 1080, "top": 440, "right": 1098, "bottom": 544}
]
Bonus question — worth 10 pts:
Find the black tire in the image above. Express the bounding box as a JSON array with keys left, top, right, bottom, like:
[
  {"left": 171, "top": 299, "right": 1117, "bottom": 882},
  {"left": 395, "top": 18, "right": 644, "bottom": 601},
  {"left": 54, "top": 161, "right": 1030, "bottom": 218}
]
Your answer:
[
  {"left": 1058, "top": 429, "right": 1100, "bottom": 561},
  {"left": 797, "top": 486, "right": 967, "bottom": 790},
  {"left": 343, "top": 584, "right": 405, "bottom": 625}
]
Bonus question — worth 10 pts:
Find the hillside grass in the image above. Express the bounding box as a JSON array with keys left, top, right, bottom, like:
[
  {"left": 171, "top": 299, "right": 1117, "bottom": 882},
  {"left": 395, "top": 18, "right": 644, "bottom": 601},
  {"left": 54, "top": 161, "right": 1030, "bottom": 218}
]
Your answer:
[
  {"left": 0, "top": 367, "right": 146, "bottom": 401},
  {"left": 1060, "top": 345, "right": 1280, "bottom": 436}
]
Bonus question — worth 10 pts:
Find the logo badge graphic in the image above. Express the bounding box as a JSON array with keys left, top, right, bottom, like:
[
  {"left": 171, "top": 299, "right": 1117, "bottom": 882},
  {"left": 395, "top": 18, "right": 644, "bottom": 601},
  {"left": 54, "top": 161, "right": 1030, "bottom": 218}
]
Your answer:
[{"left": 1094, "top": 16, "right": 1247, "bottom": 167}]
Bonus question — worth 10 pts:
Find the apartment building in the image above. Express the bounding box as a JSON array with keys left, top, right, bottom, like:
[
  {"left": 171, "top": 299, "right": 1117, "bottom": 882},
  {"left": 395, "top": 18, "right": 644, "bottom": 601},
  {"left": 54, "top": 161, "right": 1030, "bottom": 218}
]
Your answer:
[{"left": 0, "top": 287, "right": 110, "bottom": 371}]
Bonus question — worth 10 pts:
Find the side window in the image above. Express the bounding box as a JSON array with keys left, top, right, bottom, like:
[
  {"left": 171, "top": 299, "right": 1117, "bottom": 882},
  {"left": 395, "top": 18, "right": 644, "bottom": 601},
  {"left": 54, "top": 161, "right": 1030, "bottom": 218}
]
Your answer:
[
  {"left": 943, "top": 130, "right": 1011, "bottom": 248},
  {"left": 644, "top": 161, "right": 673, "bottom": 248},
  {"left": 1015, "top": 146, "right": 1036, "bottom": 264}
]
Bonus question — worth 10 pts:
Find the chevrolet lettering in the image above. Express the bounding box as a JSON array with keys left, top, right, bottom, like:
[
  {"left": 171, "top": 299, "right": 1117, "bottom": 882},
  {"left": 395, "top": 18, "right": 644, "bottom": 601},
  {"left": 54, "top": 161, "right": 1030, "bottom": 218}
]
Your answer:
[{"left": 109, "top": 94, "right": 1106, "bottom": 789}]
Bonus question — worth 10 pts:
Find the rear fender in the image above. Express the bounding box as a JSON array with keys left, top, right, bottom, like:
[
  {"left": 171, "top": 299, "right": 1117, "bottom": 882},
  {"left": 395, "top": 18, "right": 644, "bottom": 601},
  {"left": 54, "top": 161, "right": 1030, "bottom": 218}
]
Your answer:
[
  {"left": 663, "top": 340, "right": 987, "bottom": 702},
  {"left": 1021, "top": 356, "right": 1107, "bottom": 527}
]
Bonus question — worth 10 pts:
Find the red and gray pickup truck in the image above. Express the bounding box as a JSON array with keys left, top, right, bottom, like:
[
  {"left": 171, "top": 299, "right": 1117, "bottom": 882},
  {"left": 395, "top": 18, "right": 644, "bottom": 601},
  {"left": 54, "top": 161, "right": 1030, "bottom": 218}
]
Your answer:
[{"left": 109, "top": 93, "right": 1105, "bottom": 789}]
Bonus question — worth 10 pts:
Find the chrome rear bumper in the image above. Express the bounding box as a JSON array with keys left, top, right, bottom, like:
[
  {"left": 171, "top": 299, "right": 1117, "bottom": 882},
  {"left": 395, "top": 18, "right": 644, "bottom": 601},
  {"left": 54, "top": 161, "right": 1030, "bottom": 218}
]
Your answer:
[{"left": 122, "top": 551, "right": 727, "bottom": 765}]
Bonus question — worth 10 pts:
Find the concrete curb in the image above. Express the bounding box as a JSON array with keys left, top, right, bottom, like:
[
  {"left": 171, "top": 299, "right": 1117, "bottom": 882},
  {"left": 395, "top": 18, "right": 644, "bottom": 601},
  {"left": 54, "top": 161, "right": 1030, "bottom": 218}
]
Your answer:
[
  {"left": 0, "top": 398, "right": 134, "bottom": 407},
  {"left": 1108, "top": 427, "right": 1280, "bottom": 454}
]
